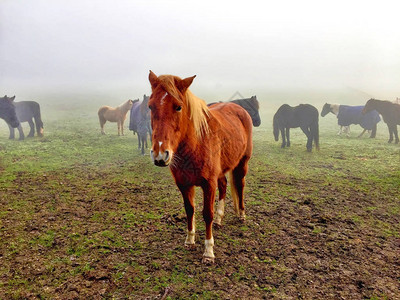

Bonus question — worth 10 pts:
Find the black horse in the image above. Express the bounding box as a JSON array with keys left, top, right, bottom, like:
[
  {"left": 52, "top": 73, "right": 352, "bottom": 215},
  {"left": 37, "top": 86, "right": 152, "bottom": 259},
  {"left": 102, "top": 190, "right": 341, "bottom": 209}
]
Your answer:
[
  {"left": 0, "top": 95, "right": 20, "bottom": 129},
  {"left": 273, "top": 104, "right": 320, "bottom": 152},
  {"left": 8, "top": 99, "right": 44, "bottom": 140},
  {"left": 208, "top": 96, "right": 261, "bottom": 127},
  {"left": 363, "top": 98, "right": 400, "bottom": 144}
]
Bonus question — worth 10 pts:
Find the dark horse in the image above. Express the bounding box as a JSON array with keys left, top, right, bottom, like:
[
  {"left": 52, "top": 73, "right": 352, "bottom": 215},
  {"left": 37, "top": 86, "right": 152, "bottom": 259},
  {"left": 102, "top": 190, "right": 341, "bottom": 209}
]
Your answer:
[
  {"left": 8, "top": 98, "right": 44, "bottom": 140},
  {"left": 129, "top": 95, "right": 152, "bottom": 154},
  {"left": 273, "top": 104, "right": 320, "bottom": 152},
  {"left": 363, "top": 99, "right": 400, "bottom": 144},
  {"left": 208, "top": 96, "right": 261, "bottom": 127},
  {"left": 0, "top": 95, "right": 20, "bottom": 129}
]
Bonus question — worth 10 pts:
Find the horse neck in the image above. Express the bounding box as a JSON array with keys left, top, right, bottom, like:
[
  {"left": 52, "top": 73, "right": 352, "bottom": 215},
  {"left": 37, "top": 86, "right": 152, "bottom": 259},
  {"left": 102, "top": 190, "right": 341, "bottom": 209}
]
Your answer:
[
  {"left": 119, "top": 101, "right": 131, "bottom": 113},
  {"left": 330, "top": 104, "right": 340, "bottom": 115}
]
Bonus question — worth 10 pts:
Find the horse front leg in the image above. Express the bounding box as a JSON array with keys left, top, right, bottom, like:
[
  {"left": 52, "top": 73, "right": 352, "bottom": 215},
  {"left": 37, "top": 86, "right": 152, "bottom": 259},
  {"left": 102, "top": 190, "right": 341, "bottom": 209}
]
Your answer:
[
  {"left": 178, "top": 185, "right": 196, "bottom": 249},
  {"left": 8, "top": 125, "right": 15, "bottom": 140},
  {"left": 27, "top": 119, "right": 35, "bottom": 137},
  {"left": 285, "top": 128, "right": 290, "bottom": 147},
  {"left": 393, "top": 125, "right": 399, "bottom": 144},
  {"left": 280, "top": 128, "right": 286, "bottom": 148},
  {"left": 201, "top": 181, "right": 217, "bottom": 263},
  {"left": 388, "top": 125, "right": 394, "bottom": 143}
]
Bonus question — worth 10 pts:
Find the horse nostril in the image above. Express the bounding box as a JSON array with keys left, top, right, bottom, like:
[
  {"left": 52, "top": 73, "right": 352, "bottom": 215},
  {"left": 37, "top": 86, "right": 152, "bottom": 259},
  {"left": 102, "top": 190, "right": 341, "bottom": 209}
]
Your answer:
[{"left": 165, "top": 150, "right": 169, "bottom": 161}]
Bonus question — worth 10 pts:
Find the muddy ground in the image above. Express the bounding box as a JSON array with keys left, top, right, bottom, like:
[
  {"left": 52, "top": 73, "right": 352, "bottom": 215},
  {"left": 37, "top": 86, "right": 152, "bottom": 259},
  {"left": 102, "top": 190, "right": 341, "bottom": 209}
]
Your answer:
[{"left": 1, "top": 159, "right": 399, "bottom": 299}]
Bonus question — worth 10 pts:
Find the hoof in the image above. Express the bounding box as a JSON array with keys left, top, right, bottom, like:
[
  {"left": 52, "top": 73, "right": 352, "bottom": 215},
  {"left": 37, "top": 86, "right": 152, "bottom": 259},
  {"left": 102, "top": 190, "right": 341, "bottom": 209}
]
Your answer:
[
  {"left": 202, "top": 256, "right": 215, "bottom": 264},
  {"left": 184, "top": 243, "right": 196, "bottom": 251},
  {"left": 239, "top": 216, "right": 246, "bottom": 223}
]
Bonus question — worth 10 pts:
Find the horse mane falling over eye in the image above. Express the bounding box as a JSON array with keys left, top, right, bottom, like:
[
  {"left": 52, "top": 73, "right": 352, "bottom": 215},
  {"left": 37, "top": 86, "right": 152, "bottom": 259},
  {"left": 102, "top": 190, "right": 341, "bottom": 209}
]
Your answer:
[
  {"left": 147, "top": 71, "right": 253, "bottom": 264},
  {"left": 155, "top": 74, "right": 210, "bottom": 138}
]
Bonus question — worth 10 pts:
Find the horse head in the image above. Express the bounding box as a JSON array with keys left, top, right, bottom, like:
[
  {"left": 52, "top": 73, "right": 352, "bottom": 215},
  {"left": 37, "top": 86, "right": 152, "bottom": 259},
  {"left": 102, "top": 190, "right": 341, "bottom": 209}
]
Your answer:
[
  {"left": 0, "top": 95, "right": 19, "bottom": 128},
  {"left": 362, "top": 98, "right": 376, "bottom": 114},
  {"left": 148, "top": 70, "right": 208, "bottom": 167},
  {"left": 248, "top": 96, "right": 261, "bottom": 127},
  {"left": 272, "top": 114, "right": 279, "bottom": 141},
  {"left": 320, "top": 103, "right": 331, "bottom": 117}
]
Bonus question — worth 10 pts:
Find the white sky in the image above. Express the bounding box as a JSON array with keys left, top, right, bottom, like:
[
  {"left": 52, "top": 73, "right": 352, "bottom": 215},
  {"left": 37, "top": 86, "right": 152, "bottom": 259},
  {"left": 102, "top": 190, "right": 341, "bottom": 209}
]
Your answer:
[{"left": 1, "top": 0, "right": 400, "bottom": 99}]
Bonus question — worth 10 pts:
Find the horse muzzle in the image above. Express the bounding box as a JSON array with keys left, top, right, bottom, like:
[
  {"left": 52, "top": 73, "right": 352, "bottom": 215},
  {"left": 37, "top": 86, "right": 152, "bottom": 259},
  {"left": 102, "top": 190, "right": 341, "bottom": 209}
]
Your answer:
[{"left": 150, "top": 149, "right": 172, "bottom": 167}]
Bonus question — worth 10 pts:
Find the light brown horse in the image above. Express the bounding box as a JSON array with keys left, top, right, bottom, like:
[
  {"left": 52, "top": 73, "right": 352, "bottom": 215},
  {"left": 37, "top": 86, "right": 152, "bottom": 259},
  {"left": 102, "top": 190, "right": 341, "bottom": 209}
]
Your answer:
[
  {"left": 98, "top": 99, "right": 135, "bottom": 135},
  {"left": 148, "top": 71, "right": 253, "bottom": 263}
]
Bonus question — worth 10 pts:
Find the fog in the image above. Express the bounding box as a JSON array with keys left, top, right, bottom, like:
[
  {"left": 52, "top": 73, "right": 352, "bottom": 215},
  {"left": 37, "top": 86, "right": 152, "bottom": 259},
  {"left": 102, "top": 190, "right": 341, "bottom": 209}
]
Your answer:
[{"left": 1, "top": 0, "right": 400, "bottom": 103}]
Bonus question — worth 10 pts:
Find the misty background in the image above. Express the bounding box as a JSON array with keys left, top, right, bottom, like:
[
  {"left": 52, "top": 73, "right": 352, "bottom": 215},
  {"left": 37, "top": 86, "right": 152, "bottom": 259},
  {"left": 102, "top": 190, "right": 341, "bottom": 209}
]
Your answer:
[{"left": 1, "top": 0, "right": 400, "bottom": 105}]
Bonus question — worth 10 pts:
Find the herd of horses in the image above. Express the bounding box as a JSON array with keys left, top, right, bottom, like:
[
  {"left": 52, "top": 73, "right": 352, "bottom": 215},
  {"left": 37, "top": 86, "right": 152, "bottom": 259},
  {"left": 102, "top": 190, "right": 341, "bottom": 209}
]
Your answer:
[{"left": 1, "top": 74, "right": 400, "bottom": 263}]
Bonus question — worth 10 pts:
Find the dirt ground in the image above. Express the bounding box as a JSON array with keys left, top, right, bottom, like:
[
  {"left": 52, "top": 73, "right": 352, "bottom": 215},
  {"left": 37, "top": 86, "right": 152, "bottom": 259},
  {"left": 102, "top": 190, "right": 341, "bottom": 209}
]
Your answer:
[{"left": 0, "top": 164, "right": 399, "bottom": 299}]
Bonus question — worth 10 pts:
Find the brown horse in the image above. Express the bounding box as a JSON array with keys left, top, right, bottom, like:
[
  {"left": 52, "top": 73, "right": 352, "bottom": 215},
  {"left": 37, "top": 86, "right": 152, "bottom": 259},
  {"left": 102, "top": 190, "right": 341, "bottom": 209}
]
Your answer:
[
  {"left": 148, "top": 71, "right": 253, "bottom": 263},
  {"left": 98, "top": 99, "right": 135, "bottom": 135}
]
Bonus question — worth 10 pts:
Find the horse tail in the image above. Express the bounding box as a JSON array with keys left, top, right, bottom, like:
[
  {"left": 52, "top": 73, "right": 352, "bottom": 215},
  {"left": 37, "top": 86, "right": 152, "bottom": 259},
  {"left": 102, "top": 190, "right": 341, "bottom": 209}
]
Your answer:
[
  {"left": 228, "top": 171, "right": 240, "bottom": 216},
  {"left": 98, "top": 107, "right": 108, "bottom": 124},
  {"left": 33, "top": 102, "right": 44, "bottom": 137},
  {"left": 311, "top": 119, "right": 320, "bottom": 150}
]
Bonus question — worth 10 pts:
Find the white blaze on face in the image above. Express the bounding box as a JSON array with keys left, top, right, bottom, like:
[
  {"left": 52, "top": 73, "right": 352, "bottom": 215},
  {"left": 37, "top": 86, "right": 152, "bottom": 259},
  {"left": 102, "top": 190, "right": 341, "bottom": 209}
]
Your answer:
[{"left": 160, "top": 92, "right": 168, "bottom": 106}]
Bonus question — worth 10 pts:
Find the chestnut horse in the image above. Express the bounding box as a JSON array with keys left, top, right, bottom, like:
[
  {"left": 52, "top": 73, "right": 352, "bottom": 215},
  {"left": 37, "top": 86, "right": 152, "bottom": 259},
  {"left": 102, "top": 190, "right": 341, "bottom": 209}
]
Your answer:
[
  {"left": 98, "top": 99, "right": 135, "bottom": 135},
  {"left": 148, "top": 71, "right": 253, "bottom": 263}
]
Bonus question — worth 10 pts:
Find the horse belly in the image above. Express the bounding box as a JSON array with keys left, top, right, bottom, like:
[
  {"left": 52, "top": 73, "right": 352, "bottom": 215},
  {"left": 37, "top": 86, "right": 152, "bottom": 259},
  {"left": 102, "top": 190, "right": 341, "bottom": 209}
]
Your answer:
[{"left": 104, "top": 110, "right": 120, "bottom": 122}]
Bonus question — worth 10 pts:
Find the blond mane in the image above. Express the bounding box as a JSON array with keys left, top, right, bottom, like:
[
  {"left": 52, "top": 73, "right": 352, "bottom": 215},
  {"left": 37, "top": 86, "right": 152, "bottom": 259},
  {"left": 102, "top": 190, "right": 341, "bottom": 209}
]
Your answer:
[{"left": 158, "top": 75, "right": 210, "bottom": 138}]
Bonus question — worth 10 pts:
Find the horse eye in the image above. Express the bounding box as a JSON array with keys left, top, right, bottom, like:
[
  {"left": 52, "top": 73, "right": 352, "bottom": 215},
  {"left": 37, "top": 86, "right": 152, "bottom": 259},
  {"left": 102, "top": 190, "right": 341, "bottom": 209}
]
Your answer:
[
  {"left": 148, "top": 105, "right": 153, "bottom": 111},
  {"left": 176, "top": 106, "right": 182, "bottom": 112}
]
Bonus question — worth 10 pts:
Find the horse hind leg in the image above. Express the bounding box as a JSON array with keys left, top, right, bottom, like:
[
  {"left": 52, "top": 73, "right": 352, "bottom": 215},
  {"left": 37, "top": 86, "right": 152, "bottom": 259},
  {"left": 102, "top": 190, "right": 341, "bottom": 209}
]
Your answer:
[
  {"left": 358, "top": 129, "right": 367, "bottom": 138},
  {"left": 99, "top": 115, "right": 106, "bottom": 135},
  {"left": 8, "top": 125, "right": 15, "bottom": 140},
  {"left": 214, "top": 176, "right": 227, "bottom": 228},
  {"left": 27, "top": 119, "right": 35, "bottom": 137},
  {"left": 301, "top": 126, "right": 312, "bottom": 151}
]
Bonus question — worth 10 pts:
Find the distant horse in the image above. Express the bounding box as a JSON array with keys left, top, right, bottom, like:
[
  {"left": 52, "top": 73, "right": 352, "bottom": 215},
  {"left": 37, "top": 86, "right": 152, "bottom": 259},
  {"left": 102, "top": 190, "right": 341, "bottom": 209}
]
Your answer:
[
  {"left": 129, "top": 95, "right": 152, "bottom": 154},
  {"left": 98, "top": 99, "right": 134, "bottom": 135},
  {"left": 148, "top": 71, "right": 252, "bottom": 263},
  {"left": 363, "top": 98, "right": 400, "bottom": 144},
  {"left": 321, "top": 103, "right": 380, "bottom": 138},
  {"left": 273, "top": 104, "right": 319, "bottom": 152},
  {"left": 208, "top": 96, "right": 261, "bottom": 127},
  {"left": 0, "top": 95, "right": 20, "bottom": 129},
  {"left": 8, "top": 99, "right": 44, "bottom": 140}
]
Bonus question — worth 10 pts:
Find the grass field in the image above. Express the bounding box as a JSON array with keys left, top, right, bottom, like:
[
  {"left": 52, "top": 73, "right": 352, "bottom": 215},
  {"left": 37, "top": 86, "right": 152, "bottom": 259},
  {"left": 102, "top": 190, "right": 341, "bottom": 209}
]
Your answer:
[{"left": 0, "top": 93, "right": 399, "bottom": 299}]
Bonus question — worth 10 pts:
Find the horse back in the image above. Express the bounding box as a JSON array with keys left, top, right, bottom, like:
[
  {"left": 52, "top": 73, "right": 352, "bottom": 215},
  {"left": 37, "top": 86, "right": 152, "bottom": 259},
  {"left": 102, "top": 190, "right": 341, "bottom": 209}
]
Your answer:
[
  {"left": 209, "top": 102, "right": 253, "bottom": 159},
  {"left": 14, "top": 101, "right": 41, "bottom": 122}
]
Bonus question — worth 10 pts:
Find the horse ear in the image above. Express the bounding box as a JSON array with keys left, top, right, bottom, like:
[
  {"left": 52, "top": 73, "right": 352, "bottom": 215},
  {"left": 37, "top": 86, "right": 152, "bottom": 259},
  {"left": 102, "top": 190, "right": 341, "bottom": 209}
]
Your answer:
[
  {"left": 178, "top": 75, "right": 196, "bottom": 93},
  {"left": 10, "top": 96, "right": 15, "bottom": 101},
  {"left": 149, "top": 70, "right": 159, "bottom": 89}
]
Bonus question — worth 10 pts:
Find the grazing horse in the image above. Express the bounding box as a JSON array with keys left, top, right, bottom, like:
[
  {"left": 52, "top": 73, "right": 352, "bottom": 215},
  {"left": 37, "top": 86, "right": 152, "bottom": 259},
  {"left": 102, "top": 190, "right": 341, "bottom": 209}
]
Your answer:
[
  {"left": 321, "top": 103, "right": 380, "bottom": 138},
  {"left": 363, "top": 99, "right": 400, "bottom": 144},
  {"left": 148, "top": 71, "right": 253, "bottom": 263},
  {"left": 8, "top": 99, "right": 44, "bottom": 140},
  {"left": 0, "top": 95, "right": 20, "bottom": 129},
  {"left": 98, "top": 99, "right": 134, "bottom": 135},
  {"left": 208, "top": 96, "right": 261, "bottom": 127},
  {"left": 129, "top": 95, "right": 152, "bottom": 154},
  {"left": 273, "top": 104, "right": 319, "bottom": 152}
]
